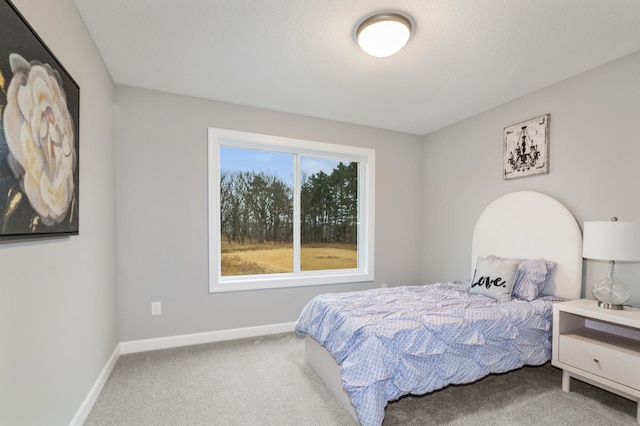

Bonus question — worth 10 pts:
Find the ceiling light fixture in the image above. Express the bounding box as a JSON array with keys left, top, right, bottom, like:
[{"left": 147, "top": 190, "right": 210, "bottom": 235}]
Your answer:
[{"left": 356, "top": 12, "right": 412, "bottom": 58}]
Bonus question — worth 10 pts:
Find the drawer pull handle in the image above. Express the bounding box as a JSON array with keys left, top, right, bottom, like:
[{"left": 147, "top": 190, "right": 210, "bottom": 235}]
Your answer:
[{"left": 593, "top": 358, "right": 599, "bottom": 365}]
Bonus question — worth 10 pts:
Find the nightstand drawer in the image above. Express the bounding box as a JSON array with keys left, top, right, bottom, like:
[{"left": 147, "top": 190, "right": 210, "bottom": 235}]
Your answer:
[{"left": 559, "top": 334, "right": 640, "bottom": 389}]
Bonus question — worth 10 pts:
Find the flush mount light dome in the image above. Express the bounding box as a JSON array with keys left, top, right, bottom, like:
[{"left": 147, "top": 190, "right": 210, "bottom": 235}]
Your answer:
[{"left": 356, "top": 12, "right": 412, "bottom": 58}]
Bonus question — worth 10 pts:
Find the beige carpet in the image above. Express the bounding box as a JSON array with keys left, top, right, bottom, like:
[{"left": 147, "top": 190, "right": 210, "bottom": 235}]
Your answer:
[{"left": 85, "top": 332, "right": 636, "bottom": 425}]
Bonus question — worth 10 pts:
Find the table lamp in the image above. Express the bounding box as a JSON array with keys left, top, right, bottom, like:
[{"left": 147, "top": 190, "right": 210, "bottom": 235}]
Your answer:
[{"left": 582, "top": 218, "right": 640, "bottom": 310}]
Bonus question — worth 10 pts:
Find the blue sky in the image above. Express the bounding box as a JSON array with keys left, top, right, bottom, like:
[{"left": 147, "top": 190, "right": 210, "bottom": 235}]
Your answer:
[{"left": 220, "top": 146, "right": 341, "bottom": 186}]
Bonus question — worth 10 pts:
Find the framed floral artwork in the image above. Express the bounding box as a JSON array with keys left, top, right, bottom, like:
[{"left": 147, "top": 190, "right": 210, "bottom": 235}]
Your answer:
[
  {"left": 0, "top": 0, "right": 80, "bottom": 240},
  {"left": 503, "top": 114, "right": 549, "bottom": 180}
]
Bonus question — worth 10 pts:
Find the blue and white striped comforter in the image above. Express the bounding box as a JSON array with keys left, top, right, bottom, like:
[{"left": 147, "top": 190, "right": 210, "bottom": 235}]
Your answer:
[{"left": 295, "top": 281, "right": 563, "bottom": 426}]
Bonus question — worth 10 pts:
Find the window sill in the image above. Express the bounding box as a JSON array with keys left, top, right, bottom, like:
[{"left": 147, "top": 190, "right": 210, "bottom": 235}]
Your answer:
[{"left": 208, "top": 270, "right": 374, "bottom": 293}]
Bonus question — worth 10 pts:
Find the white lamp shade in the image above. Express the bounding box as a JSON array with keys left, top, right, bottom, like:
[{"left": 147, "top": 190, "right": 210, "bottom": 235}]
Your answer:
[{"left": 583, "top": 221, "right": 640, "bottom": 261}]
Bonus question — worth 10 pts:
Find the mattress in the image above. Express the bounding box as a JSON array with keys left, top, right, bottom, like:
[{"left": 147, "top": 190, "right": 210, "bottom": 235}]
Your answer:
[{"left": 295, "top": 282, "right": 563, "bottom": 426}]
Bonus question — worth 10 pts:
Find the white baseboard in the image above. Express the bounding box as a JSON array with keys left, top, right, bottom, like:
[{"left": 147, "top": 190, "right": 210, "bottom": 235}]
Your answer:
[
  {"left": 69, "top": 343, "right": 120, "bottom": 426},
  {"left": 119, "top": 321, "right": 297, "bottom": 354}
]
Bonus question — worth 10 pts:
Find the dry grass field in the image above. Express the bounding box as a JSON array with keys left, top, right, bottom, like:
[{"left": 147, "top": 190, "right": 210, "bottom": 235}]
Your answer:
[{"left": 221, "top": 241, "right": 357, "bottom": 276}]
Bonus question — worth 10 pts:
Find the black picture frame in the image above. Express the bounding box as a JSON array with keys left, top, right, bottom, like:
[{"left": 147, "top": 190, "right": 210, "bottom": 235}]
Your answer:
[{"left": 0, "top": 0, "right": 80, "bottom": 240}]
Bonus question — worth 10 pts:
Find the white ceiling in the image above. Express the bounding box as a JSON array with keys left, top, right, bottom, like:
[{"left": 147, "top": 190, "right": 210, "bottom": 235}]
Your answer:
[{"left": 73, "top": 0, "right": 640, "bottom": 136}]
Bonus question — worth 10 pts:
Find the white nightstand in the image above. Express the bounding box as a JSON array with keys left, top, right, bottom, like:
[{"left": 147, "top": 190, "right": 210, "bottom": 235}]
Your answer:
[{"left": 552, "top": 298, "right": 640, "bottom": 423}]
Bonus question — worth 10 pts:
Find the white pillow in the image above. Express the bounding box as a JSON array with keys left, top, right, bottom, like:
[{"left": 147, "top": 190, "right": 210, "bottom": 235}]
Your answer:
[
  {"left": 486, "top": 255, "right": 556, "bottom": 301},
  {"left": 470, "top": 256, "right": 519, "bottom": 302}
]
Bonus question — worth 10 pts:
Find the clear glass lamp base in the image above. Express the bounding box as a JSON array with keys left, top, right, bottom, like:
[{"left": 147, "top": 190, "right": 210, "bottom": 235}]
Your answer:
[
  {"left": 592, "top": 261, "right": 631, "bottom": 310},
  {"left": 596, "top": 301, "right": 625, "bottom": 310}
]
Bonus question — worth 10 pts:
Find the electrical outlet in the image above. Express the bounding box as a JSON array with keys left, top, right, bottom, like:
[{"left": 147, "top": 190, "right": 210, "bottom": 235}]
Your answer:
[
  {"left": 381, "top": 283, "right": 388, "bottom": 288},
  {"left": 151, "top": 301, "right": 162, "bottom": 316}
]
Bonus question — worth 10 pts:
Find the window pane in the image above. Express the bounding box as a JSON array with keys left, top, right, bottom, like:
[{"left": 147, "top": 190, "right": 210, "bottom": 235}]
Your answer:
[
  {"left": 219, "top": 146, "right": 293, "bottom": 276},
  {"left": 300, "top": 157, "right": 358, "bottom": 271},
  {"left": 209, "top": 127, "right": 374, "bottom": 292}
]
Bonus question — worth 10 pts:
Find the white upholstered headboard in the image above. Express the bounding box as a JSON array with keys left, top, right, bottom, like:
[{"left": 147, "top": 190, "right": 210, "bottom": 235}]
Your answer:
[{"left": 471, "top": 191, "right": 583, "bottom": 300}]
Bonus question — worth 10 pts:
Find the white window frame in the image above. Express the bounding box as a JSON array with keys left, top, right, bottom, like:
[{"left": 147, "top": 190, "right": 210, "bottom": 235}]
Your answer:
[{"left": 208, "top": 128, "right": 375, "bottom": 293}]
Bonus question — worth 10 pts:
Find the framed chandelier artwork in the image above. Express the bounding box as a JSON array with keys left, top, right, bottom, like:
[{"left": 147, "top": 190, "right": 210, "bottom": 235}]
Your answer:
[
  {"left": 0, "top": 0, "right": 80, "bottom": 240},
  {"left": 503, "top": 114, "right": 550, "bottom": 180}
]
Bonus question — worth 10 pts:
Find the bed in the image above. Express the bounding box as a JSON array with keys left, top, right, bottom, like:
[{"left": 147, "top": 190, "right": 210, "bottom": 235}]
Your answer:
[{"left": 295, "top": 191, "right": 583, "bottom": 425}]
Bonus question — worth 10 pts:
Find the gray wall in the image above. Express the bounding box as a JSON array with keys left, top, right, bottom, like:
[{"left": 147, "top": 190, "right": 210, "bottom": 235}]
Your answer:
[
  {"left": 114, "top": 86, "right": 424, "bottom": 341},
  {"left": 4, "top": 3, "right": 638, "bottom": 422},
  {"left": 0, "top": 0, "right": 117, "bottom": 424},
  {"left": 422, "top": 50, "right": 640, "bottom": 306}
]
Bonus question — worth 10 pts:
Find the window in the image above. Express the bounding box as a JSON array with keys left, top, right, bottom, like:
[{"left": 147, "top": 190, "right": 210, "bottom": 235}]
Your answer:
[{"left": 208, "top": 128, "right": 375, "bottom": 292}]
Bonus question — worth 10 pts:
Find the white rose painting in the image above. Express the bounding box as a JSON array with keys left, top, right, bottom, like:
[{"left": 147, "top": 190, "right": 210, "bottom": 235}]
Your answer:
[{"left": 0, "top": 0, "right": 79, "bottom": 239}]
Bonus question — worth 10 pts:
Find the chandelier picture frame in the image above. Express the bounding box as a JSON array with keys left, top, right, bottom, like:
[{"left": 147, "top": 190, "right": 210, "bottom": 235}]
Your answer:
[
  {"left": 0, "top": 0, "right": 80, "bottom": 241},
  {"left": 503, "top": 114, "right": 550, "bottom": 180}
]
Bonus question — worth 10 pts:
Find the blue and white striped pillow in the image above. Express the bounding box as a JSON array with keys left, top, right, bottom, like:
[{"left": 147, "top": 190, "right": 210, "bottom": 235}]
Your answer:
[{"left": 486, "top": 256, "right": 556, "bottom": 301}]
